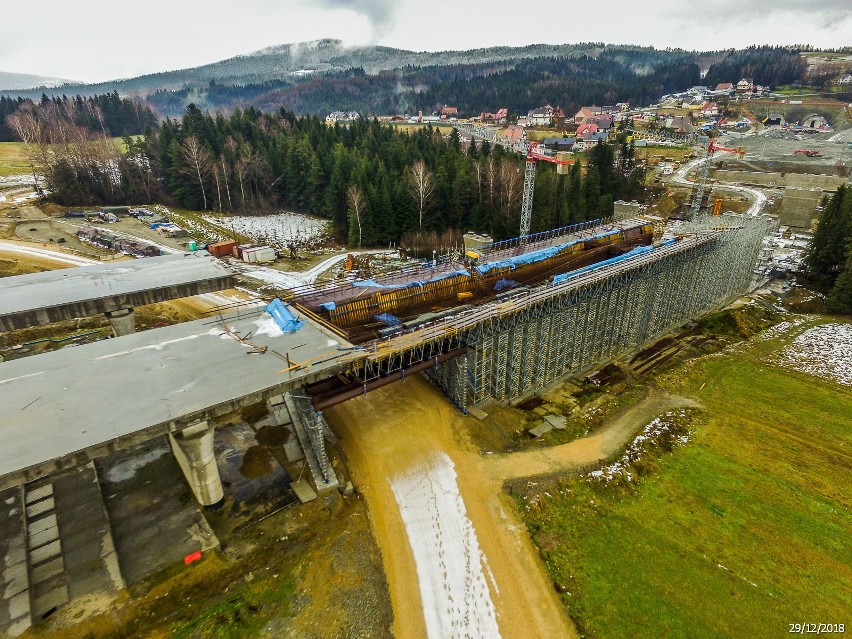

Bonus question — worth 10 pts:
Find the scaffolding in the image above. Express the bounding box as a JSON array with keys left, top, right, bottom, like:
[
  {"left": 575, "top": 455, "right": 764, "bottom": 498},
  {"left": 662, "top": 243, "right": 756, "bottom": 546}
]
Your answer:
[{"left": 426, "top": 215, "right": 772, "bottom": 411}]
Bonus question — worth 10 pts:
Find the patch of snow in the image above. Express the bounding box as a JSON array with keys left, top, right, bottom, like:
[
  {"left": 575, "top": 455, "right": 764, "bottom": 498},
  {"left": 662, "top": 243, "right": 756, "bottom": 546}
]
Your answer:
[
  {"left": 252, "top": 316, "right": 284, "bottom": 338},
  {"left": 201, "top": 212, "right": 328, "bottom": 249},
  {"left": 390, "top": 452, "right": 501, "bottom": 639},
  {"left": 773, "top": 323, "right": 852, "bottom": 386},
  {"left": 104, "top": 447, "right": 168, "bottom": 483}
]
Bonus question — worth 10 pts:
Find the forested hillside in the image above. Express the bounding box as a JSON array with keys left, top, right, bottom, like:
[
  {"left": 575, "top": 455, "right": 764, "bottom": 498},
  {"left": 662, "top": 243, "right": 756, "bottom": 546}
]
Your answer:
[
  {"left": 0, "top": 92, "right": 158, "bottom": 142},
  {"left": 805, "top": 186, "right": 852, "bottom": 314},
  {"left": 3, "top": 43, "right": 814, "bottom": 119},
  {"left": 15, "top": 104, "right": 645, "bottom": 246}
]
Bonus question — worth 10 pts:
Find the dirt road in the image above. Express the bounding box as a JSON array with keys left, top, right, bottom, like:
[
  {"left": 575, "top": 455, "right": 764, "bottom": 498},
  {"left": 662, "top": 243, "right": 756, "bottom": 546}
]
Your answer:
[{"left": 326, "top": 376, "right": 698, "bottom": 639}]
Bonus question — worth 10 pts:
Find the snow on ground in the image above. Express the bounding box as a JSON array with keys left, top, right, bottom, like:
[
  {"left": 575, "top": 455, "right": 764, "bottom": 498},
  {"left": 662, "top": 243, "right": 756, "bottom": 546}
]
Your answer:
[
  {"left": 390, "top": 452, "right": 501, "bottom": 639},
  {"left": 774, "top": 323, "right": 852, "bottom": 386},
  {"left": 0, "top": 241, "right": 98, "bottom": 266},
  {"left": 201, "top": 212, "right": 328, "bottom": 248},
  {"left": 235, "top": 250, "right": 394, "bottom": 290}
]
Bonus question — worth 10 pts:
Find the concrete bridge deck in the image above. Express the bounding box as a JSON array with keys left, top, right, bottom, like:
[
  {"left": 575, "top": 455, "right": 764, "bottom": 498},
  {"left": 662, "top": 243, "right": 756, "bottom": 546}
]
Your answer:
[
  {"left": 0, "top": 309, "right": 357, "bottom": 489},
  {"left": 0, "top": 253, "right": 234, "bottom": 331}
]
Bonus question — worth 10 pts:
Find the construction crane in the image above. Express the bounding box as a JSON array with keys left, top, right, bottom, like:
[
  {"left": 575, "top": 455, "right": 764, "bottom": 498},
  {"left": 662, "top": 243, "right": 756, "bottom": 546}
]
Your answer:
[
  {"left": 520, "top": 141, "right": 574, "bottom": 239},
  {"left": 687, "top": 138, "right": 745, "bottom": 220}
]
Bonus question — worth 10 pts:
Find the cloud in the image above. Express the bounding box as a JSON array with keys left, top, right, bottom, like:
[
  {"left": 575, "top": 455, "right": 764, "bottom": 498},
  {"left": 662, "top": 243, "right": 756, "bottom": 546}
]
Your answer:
[{"left": 309, "top": 0, "right": 400, "bottom": 41}]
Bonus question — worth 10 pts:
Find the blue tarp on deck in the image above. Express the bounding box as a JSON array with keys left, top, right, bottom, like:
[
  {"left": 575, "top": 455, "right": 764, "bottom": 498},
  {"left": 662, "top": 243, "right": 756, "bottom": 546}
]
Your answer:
[
  {"left": 266, "top": 298, "right": 304, "bottom": 333},
  {"left": 475, "top": 229, "right": 621, "bottom": 276},
  {"left": 352, "top": 269, "right": 471, "bottom": 290},
  {"left": 551, "top": 240, "right": 674, "bottom": 284}
]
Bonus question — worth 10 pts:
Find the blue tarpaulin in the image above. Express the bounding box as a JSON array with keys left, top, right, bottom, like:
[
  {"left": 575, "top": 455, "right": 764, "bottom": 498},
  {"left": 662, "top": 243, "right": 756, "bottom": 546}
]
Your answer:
[
  {"left": 319, "top": 301, "right": 336, "bottom": 311},
  {"left": 475, "top": 229, "right": 621, "bottom": 276},
  {"left": 351, "top": 269, "right": 470, "bottom": 290},
  {"left": 551, "top": 242, "right": 666, "bottom": 284},
  {"left": 265, "top": 298, "right": 304, "bottom": 333},
  {"left": 494, "top": 278, "right": 519, "bottom": 292},
  {"left": 375, "top": 313, "right": 402, "bottom": 326}
]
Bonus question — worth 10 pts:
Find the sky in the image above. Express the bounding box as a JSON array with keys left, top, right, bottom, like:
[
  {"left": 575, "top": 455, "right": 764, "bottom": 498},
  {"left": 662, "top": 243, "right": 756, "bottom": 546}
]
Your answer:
[{"left": 0, "top": 0, "right": 850, "bottom": 83}]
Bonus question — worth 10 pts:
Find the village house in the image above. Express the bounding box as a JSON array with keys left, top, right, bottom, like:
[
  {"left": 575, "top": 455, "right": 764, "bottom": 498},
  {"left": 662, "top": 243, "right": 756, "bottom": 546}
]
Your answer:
[
  {"left": 541, "top": 137, "right": 576, "bottom": 152},
  {"left": 527, "top": 105, "right": 555, "bottom": 127},
  {"left": 715, "top": 83, "right": 734, "bottom": 94},
  {"left": 576, "top": 122, "right": 599, "bottom": 136},
  {"left": 575, "top": 131, "right": 607, "bottom": 151},
  {"left": 699, "top": 102, "right": 719, "bottom": 118},
  {"left": 481, "top": 108, "right": 509, "bottom": 124},
  {"left": 440, "top": 106, "right": 459, "bottom": 118},
  {"left": 736, "top": 78, "right": 753, "bottom": 94},
  {"left": 501, "top": 124, "right": 526, "bottom": 145},
  {"left": 574, "top": 106, "right": 603, "bottom": 124},
  {"left": 663, "top": 115, "right": 695, "bottom": 134},
  {"left": 325, "top": 111, "right": 359, "bottom": 124}
]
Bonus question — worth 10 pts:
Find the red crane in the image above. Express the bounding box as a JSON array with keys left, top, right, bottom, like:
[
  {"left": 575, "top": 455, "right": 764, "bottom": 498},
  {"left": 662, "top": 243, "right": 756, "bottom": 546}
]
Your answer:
[
  {"left": 687, "top": 139, "right": 745, "bottom": 219},
  {"left": 520, "top": 141, "right": 574, "bottom": 238}
]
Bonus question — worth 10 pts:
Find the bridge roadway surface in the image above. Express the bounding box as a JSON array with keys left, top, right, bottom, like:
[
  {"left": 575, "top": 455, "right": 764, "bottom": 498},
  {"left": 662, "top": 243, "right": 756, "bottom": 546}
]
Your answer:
[
  {"left": 0, "top": 230, "right": 719, "bottom": 489},
  {"left": 0, "top": 309, "right": 360, "bottom": 489},
  {"left": 0, "top": 253, "right": 234, "bottom": 331}
]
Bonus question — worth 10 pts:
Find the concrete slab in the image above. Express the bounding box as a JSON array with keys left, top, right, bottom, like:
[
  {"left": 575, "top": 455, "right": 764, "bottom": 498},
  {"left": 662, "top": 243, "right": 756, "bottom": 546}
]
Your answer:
[
  {"left": 290, "top": 479, "right": 317, "bottom": 503},
  {"left": 528, "top": 422, "right": 554, "bottom": 438},
  {"left": 543, "top": 414, "right": 568, "bottom": 430},
  {"left": 0, "top": 311, "right": 357, "bottom": 489},
  {"left": 466, "top": 406, "right": 488, "bottom": 420},
  {"left": 25, "top": 498, "right": 54, "bottom": 519},
  {"left": 96, "top": 440, "right": 219, "bottom": 586},
  {"left": 0, "top": 253, "right": 233, "bottom": 331},
  {"left": 30, "top": 557, "right": 64, "bottom": 584},
  {"left": 24, "top": 485, "right": 52, "bottom": 504},
  {"left": 27, "top": 527, "right": 58, "bottom": 550},
  {"left": 29, "top": 540, "right": 61, "bottom": 565},
  {"left": 5, "top": 591, "right": 29, "bottom": 621},
  {"left": 32, "top": 585, "right": 68, "bottom": 617}
]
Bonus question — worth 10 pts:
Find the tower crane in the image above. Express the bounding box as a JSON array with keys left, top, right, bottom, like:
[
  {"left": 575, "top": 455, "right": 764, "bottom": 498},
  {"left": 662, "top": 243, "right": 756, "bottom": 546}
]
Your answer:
[
  {"left": 687, "top": 138, "right": 745, "bottom": 220},
  {"left": 520, "top": 141, "right": 574, "bottom": 239}
]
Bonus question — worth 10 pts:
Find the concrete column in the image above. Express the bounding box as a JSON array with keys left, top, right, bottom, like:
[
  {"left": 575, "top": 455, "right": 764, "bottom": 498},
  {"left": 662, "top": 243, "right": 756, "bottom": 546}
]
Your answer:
[
  {"left": 104, "top": 307, "right": 135, "bottom": 336},
  {"left": 168, "top": 422, "right": 224, "bottom": 508}
]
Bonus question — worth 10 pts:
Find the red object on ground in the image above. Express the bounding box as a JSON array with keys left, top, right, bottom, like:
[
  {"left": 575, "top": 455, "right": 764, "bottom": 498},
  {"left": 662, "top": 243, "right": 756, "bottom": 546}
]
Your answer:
[{"left": 184, "top": 551, "right": 202, "bottom": 565}]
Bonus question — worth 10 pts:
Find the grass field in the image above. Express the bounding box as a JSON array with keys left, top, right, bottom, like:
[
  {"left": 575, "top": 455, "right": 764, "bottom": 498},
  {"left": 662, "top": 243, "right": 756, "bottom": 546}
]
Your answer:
[
  {"left": 513, "top": 316, "right": 852, "bottom": 639},
  {"left": 0, "top": 142, "right": 32, "bottom": 177}
]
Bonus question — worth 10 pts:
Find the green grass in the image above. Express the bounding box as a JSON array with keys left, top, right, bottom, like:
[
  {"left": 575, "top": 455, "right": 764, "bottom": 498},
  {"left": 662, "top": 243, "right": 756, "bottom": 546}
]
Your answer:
[
  {"left": 514, "top": 317, "right": 852, "bottom": 639},
  {"left": 0, "top": 141, "right": 32, "bottom": 177}
]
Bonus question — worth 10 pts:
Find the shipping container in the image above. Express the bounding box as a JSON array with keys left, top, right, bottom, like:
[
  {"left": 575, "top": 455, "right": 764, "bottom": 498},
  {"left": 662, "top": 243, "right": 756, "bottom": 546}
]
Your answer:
[
  {"left": 242, "top": 246, "right": 277, "bottom": 263},
  {"left": 207, "top": 240, "right": 237, "bottom": 258}
]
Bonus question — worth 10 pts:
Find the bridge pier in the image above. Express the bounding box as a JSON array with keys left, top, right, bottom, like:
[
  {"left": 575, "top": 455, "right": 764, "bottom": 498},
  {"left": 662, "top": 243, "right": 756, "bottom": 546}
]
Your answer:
[
  {"left": 168, "top": 421, "right": 223, "bottom": 508},
  {"left": 105, "top": 307, "right": 136, "bottom": 336}
]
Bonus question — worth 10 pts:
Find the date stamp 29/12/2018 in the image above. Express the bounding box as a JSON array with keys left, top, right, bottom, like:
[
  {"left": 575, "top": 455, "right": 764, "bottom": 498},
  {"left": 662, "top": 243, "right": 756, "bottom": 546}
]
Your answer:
[{"left": 789, "top": 623, "right": 845, "bottom": 635}]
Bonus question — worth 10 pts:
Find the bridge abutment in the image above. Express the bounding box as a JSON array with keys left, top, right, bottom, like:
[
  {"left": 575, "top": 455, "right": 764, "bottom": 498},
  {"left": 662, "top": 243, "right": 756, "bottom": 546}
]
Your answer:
[
  {"left": 168, "top": 421, "right": 224, "bottom": 507},
  {"left": 105, "top": 307, "right": 136, "bottom": 336}
]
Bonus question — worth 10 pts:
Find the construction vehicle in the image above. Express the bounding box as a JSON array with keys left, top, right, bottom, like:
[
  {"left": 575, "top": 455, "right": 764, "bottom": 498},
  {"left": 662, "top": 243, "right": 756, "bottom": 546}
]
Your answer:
[
  {"left": 520, "top": 141, "right": 574, "bottom": 238},
  {"left": 687, "top": 139, "right": 745, "bottom": 220},
  {"left": 794, "top": 149, "right": 822, "bottom": 157}
]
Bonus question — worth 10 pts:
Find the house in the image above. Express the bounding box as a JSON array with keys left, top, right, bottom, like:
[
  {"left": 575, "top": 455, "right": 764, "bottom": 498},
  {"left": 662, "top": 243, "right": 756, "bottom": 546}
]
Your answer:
[
  {"left": 592, "top": 115, "right": 614, "bottom": 131},
  {"left": 574, "top": 106, "right": 603, "bottom": 124},
  {"left": 762, "top": 112, "right": 786, "bottom": 127},
  {"left": 715, "top": 83, "right": 734, "bottom": 93},
  {"left": 700, "top": 102, "right": 719, "bottom": 118},
  {"left": 440, "top": 106, "right": 459, "bottom": 118},
  {"left": 481, "top": 108, "right": 509, "bottom": 124},
  {"left": 501, "top": 125, "right": 526, "bottom": 144},
  {"left": 575, "top": 131, "right": 608, "bottom": 151},
  {"left": 736, "top": 78, "right": 753, "bottom": 93},
  {"left": 615, "top": 102, "right": 630, "bottom": 112},
  {"left": 540, "top": 137, "right": 576, "bottom": 151},
  {"left": 662, "top": 115, "right": 695, "bottom": 134},
  {"left": 325, "top": 111, "right": 359, "bottom": 124},
  {"left": 576, "top": 123, "right": 599, "bottom": 136},
  {"left": 527, "top": 105, "right": 555, "bottom": 126},
  {"left": 801, "top": 113, "right": 831, "bottom": 132}
]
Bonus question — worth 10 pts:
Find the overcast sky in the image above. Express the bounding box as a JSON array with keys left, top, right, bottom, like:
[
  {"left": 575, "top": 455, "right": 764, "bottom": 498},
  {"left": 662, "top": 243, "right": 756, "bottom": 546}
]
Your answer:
[{"left": 1, "top": 0, "right": 850, "bottom": 83}]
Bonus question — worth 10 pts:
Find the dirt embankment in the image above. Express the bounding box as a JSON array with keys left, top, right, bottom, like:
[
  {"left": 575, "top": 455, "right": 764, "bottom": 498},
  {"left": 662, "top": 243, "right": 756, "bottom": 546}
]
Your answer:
[{"left": 325, "top": 375, "right": 697, "bottom": 639}]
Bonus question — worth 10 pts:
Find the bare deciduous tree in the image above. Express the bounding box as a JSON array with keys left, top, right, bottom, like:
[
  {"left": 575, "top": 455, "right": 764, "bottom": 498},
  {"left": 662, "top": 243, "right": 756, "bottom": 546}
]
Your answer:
[
  {"left": 407, "top": 159, "right": 435, "bottom": 229},
  {"left": 346, "top": 184, "right": 365, "bottom": 248},
  {"left": 181, "top": 136, "right": 212, "bottom": 210}
]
